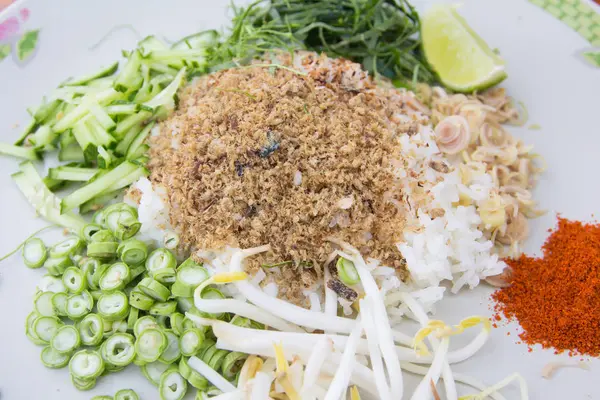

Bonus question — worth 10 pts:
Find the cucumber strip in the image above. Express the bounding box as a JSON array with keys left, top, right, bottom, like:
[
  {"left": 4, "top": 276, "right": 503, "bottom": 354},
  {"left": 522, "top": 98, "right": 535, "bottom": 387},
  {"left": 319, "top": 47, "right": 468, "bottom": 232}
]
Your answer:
[
  {"left": 28, "top": 125, "right": 56, "bottom": 149},
  {"left": 61, "top": 62, "right": 119, "bottom": 87},
  {"left": 144, "top": 62, "right": 180, "bottom": 76},
  {"left": 86, "top": 116, "right": 116, "bottom": 147},
  {"left": 48, "top": 166, "right": 98, "bottom": 182},
  {"left": 126, "top": 122, "right": 154, "bottom": 159},
  {"left": 138, "top": 35, "right": 168, "bottom": 55},
  {"left": 114, "top": 111, "right": 152, "bottom": 139},
  {"left": 58, "top": 143, "right": 85, "bottom": 162},
  {"left": 114, "top": 124, "right": 142, "bottom": 155},
  {"left": 79, "top": 189, "right": 121, "bottom": 214},
  {"left": 103, "top": 165, "right": 148, "bottom": 193},
  {"left": 149, "top": 74, "right": 175, "bottom": 89},
  {"left": 61, "top": 161, "right": 140, "bottom": 213},
  {"left": 52, "top": 99, "right": 93, "bottom": 133},
  {"left": 32, "top": 99, "right": 62, "bottom": 123},
  {"left": 128, "top": 145, "right": 150, "bottom": 162},
  {"left": 88, "top": 76, "right": 118, "bottom": 89},
  {"left": 0, "top": 142, "right": 39, "bottom": 160},
  {"left": 105, "top": 103, "right": 140, "bottom": 115},
  {"left": 14, "top": 118, "right": 37, "bottom": 145},
  {"left": 97, "top": 146, "right": 113, "bottom": 169},
  {"left": 144, "top": 67, "right": 187, "bottom": 110},
  {"left": 89, "top": 102, "right": 116, "bottom": 131},
  {"left": 114, "top": 50, "right": 143, "bottom": 92},
  {"left": 171, "top": 30, "right": 218, "bottom": 50}
]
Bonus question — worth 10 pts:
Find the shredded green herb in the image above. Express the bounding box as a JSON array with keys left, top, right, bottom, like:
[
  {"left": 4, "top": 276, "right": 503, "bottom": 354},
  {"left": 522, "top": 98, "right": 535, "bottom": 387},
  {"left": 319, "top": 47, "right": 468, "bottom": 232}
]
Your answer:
[{"left": 208, "top": 0, "right": 437, "bottom": 85}]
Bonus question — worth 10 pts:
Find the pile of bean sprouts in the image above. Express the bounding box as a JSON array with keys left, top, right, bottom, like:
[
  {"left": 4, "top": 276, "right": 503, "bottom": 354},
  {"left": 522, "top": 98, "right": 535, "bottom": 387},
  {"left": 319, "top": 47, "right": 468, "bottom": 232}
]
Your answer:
[{"left": 185, "top": 243, "right": 528, "bottom": 400}]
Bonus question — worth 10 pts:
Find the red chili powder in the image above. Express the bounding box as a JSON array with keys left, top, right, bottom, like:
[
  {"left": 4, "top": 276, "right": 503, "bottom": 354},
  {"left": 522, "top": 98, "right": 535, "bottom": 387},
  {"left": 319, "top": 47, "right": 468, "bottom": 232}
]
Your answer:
[{"left": 492, "top": 217, "right": 600, "bottom": 356}]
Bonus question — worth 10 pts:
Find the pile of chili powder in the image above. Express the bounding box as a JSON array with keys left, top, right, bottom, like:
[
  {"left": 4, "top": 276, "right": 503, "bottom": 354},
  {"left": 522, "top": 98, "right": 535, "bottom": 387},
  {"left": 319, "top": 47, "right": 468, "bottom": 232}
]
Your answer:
[{"left": 492, "top": 217, "right": 600, "bottom": 356}]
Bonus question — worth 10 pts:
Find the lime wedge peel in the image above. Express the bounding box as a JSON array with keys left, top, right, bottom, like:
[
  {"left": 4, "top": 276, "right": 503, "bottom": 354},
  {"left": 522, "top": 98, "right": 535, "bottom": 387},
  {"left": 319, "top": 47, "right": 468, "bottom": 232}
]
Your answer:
[{"left": 421, "top": 4, "right": 507, "bottom": 93}]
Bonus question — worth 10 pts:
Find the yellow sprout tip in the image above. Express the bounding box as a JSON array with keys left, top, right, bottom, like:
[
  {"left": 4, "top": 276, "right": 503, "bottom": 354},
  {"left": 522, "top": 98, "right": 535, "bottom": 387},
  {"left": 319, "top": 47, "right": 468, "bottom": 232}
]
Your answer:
[
  {"left": 273, "top": 342, "right": 289, "bottom": 374},
  {"left": 350, "top": 386, "right": 362, "bottom": 400},
  {"left": 213, "top": 271, "right": 248, "bottom": 283},
  {"left": 247, "top": 356, "right": 264, "bottom": 380}
]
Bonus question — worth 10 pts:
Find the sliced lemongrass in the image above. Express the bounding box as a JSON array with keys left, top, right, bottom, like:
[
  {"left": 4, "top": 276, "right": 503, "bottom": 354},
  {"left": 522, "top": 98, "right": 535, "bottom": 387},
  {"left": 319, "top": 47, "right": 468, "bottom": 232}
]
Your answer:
[
  {"left": 149, "top": 301, "right": 178, "bottom": 317},
  {"left": 26, "top": 311, "right": 46, "bottom": 345},
  {"left": 23, "top": 238, "right": 47, "bottom": 268},
  {"left": 135, "top": 328, "right": 167, "bottom": 362},
  {"left": 159, "top": 330, "right": 181, "bottom": 364},
  {"left": 41, "top": 345, "right": 71, "bottom": 368},
  {"left": 33, "top": 316, "right": 63, "bottom": 343},
  {"left": 69, "top": 349, "right": 105, "bottom": 379},
  {"left": 97, "top": 291, "right": 129, "bottom": 321},
  {"left": 336, "top": 257, "right": 360, "bottom": 285},
  {"left": 66, "top": 290, "right": 94, "bottom": 319},
  {"left": 117, "top": 238, "right": 148, "bottom": 266},
  {"left": 52, "top": 293, "right": 70, "bottom": 318},
  {"left": 44, "top": 255, "right": 74, "bottom": 276},
  {"left": 115, "top": 389, "right": 140, "bottom": 400},
  {"left": 226, "top": 249, "right": 355, "bottom": 333},
  {"left": 35, "top": 291, "right": 57, "bottom": 317},
  {"left": 80, "top": 258, "right": 101, "bottom": 290},
  {"left": 159, "top": 368, "right": 188, "bottom": 400},
  {"left": 171, "top": 262, "right": 209, "bottom": 298},
  {"left": 51, "top": 325, "right": 81, "bottom": 353},
  {"left": 188, "top": 356, "right": 236, "bottom": 393},
  {"left": 99, "top": 262, "right": 130, "bottom": 291},
  {"left": 138, "top": 277, "right": 171, "bottom": 302},
  {"left": 49, "top": 236, "right": 83, "bottom": 258},
  {"left": 142, "top": 361, "right": 171, "bottom": 386},
  {"left": 179, "top": 328, "right": 205, "bottom": 357},
  {"left": 130, "top": 288, "right": 155, "bottom": 311},
  {"left": 62, "top": 266, "right": 87, "bottom": 293},
  {"left": 102, "top": 332, "right": 136, "bottom": 366},
  {"left": 37, "top": 275, "right": 67, "bottom": 293},
  {"left": 146, "top": 248, "right": 176, "bottom": 277},
  {"left": 79, "top": 313, "right": 104, "bottom": 346}
]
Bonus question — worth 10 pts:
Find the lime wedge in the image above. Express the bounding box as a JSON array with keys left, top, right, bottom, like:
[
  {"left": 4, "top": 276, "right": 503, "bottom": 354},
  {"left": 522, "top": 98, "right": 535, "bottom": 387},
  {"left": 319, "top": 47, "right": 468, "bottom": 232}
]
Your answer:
[{"left": 421, "top": 5, "right": 507, "bottom": 92}]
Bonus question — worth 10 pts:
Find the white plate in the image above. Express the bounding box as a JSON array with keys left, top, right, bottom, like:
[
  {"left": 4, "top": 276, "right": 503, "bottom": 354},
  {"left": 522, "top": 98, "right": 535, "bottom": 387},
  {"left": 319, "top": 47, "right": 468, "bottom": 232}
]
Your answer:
[{"left": 0, "top": 0, "right": 598, "bottom": 399}]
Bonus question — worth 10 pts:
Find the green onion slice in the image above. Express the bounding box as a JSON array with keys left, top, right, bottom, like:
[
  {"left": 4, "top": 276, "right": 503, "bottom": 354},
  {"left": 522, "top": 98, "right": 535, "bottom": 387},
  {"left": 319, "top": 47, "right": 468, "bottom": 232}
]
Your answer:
[
  {"left": 87, "top": 241, "right": 118, "bottom": 259},
  {"left": 138, "top": 277, "right": 170, "bottom": 302},
  {"left": 134, "top": 315, "right": 160, "bottom": 337},
  {"left": 50, "top": 325, "right": 81, "bottom": 354},
  {"left": 33, "top": 316, "right": 63, "bottom": 343},
  {"left": 159, "top": 330, "right": 181, "bottom": 364},
  {"left": 149, "top": 301, "right": 177, "bottom": 317},
  {"left": 41, "top": 345, "right": 71, "bottom": 369},
  {"left": 23, "top": 238, "right": 47, "bottom": 269},
  {"left": 69, "top": 349, "right": 105, "bottom": 380},
  {"left": 336, "top": 257, "right": 360, "bottom": 285},
  {"left": 127, "top": 306, "right": 140, "bottom": 331},
  {"left": 26, "top": 311, "right": 46, "bottom": 345},
  {"left": 130, "top": 288, "right": 155, "bottom": 311},
  {"left": 117, "top": 238, "right": 148, "bottom": 266},
  {"left": 159, "top": 368, "right": 187, "bottom": 400},
  {"left": 115, "top": 389, "right": 140, "bottom": 400},
  {"left": 221, "top": 351, "right": 247, "bottom": 380},
  {"left": 179, "top": 328, "right": 204, "bottom": 357},
  {"left": 66, "top": 290, "right": 94, "bottom": 320},
  {"left": 80, "top": 258, "right": 101, "bottom": 290},
  {"left": 37, "top": 275, "right": 67, "bottom": 293},
  {"left": 135, "top": 328, "right": 167, "bottom": 362},
  {"left": 35, "top": 291, "right": 57, "bottom": 317},
  {"left": 146, "top": 248, "right": 176, "bottom": 277},
  {"left": 79, "top": 313, "right": 104, "bottom": 346},
  {"left": 99, "top": 262, "right": 131, "bottom": 291},
  {"left": 97, "top": 291, "right": 129, "bottom": 321},
  {"left": 62, "top": 266, "right": 87, "bottom": 293},
  {"left": 44, "top": 255, "right": 74, "bottom": 277},
  {"left": 102, "top": 332, "right": 136, "bottom": 366},
  {"left": 170, "top": 313, "right": 185, "bottom": 336},
  {"left": 81, "top": 223, "right": 103, "bottom": 242},
  {"left": 142, "top": 361, "right": 170, "bottom": 387},
  {"left": 71, "top": 375, "right": 97, "bottom": 391},
  {"left": 49, "top": 235, "right": 83, "bottom": 258},
  {"left": 178, "top": 357, "right": 208, "bottom": 391},
  {"left": 51, "top": 292, "right": 69, "bottom": 316},
  {"left": 170, "top": 262, "right": 209, "bottom": 298}
]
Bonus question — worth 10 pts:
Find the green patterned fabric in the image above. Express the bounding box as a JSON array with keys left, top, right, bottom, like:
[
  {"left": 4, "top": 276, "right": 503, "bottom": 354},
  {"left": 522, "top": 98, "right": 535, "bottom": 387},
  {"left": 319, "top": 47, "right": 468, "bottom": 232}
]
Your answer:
[{"left": 528, "top": 0, "right": 600, "bottom": 46}]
